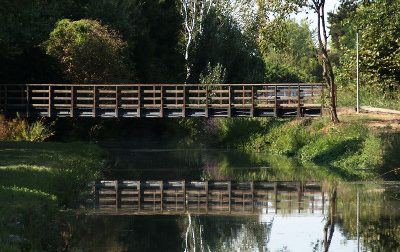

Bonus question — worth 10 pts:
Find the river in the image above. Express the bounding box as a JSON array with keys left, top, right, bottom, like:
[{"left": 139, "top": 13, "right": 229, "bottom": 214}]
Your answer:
[{"left": 66, "top": 147, "right": 400, "bottom": 251}]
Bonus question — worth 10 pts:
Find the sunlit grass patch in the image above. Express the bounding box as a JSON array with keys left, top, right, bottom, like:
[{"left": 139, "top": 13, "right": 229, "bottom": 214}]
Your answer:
[{"left": 0, "top": 141, "right": 105, "bottom": 251}]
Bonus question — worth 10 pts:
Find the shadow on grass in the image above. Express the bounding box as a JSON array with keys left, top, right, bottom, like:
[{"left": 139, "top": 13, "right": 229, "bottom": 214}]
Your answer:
[
  {"left": 312, "top": 139, "right": 363, "bottom": 165},
  {"left": 0, "top": 141, "right": 105, "bottom": 251},
  {"left": 380, "top": 132, "right": 400, "bottom": 180}
]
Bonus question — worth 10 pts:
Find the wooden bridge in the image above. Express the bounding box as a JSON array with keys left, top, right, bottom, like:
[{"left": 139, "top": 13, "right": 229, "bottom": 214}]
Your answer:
[
  {"left": 90, "top": 180, "right": 327, "bottom": 215},
  {"left": 0, "top": 83, "right": 323, "bottom": 118}
]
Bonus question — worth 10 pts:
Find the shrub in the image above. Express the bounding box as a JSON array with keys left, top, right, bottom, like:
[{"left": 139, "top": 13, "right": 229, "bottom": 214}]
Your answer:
[
  {"left": 7, "top": 115, "right": 55, "bottom": 142},
  {"left": 0, "top": 114, "right": 9, "bottom": 140},
  {"left": 44, "top": 19, "right": 131, "bottom": 83},
  {"left": 266, "top": 122, "right": 311, "bottom": 155}
]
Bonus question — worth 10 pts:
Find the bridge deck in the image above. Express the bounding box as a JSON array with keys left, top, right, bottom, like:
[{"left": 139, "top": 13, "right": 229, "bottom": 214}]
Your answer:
[{"left": 0, "top": 83, "right": 323, "bottom": 118}]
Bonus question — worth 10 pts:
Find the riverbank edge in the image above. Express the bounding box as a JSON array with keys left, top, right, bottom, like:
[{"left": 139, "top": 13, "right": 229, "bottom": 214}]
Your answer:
[{"left": 0, "top": 141, "right": 105, "bottom": 251}]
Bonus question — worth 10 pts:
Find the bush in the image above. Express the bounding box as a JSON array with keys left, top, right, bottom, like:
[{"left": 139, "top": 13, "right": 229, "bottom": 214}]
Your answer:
[
  {"left": 5, "top": 115, "right": 55, "bottom": 142},
  {"left": 0, "top": 114, "right": 9, "bottom": 140},
  {"left": 266, "top": 122, "right": 310, "bottom": 155},
  {"left": 212, "top": 118, "right": 271, "bottom": 148},
  {"left": 44, "top": 19, "right": 131, "bottom": 83}
]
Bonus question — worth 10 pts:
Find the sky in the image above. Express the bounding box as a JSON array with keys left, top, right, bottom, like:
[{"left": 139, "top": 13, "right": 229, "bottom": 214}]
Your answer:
[{"left": 294, "top": 0, "right": 341, "bottom": 31}]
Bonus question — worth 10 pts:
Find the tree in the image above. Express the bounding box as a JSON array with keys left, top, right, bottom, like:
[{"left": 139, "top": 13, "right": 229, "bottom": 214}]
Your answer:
[
  {"left": 259, "top": 19, "right": 322, "bottom": 83},
  {"left": 199, "top": 62, "right": 226, "bottom": 84},
  {"left": 179, "top": 0, "right": 215, "bottom": 82},
  {"left": 258, "top": 0, "right": 339, "bottom": 122},
  {"left": 86, "top": 0, "right": 185, "bottom": 83},
  {"left": 189, "top": 7, "right": 265, "bottom": 83},
  {"left": 44, "top": 19, "right": 131, "bottom": 83},
  {"left": 329, "top": 0, "right": 400, "bottom": 97},
  {"left": 309, "top": 0, "right": 340, "bottom": 122}
]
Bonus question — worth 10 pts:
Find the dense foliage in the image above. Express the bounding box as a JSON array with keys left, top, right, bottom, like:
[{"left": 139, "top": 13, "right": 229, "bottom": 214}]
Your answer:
[
  {"left": 329, "top": 0, "right": 400, "bottom": 96},
  {"left": 45, "top": 19, "right": 130, "bottom": 83},
  {"left": 0, "top": 0, "right": 324, "bottom": 85}
]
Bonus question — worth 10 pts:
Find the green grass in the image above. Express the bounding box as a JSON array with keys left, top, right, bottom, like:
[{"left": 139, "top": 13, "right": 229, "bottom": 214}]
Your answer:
[
  {"left": 0, "top": 141, "right": 105, "bottom": 251},
  {"left": 215, "top": 117, "right": 389, "bottom": 180},
  {"left": 337, "top": 85, "right": 400, "bottom": 111}
]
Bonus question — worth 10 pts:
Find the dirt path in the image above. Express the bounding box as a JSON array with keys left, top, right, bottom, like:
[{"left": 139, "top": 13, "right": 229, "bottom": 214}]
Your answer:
[{"left": 337, "top": 107, "right": 400, "bottom": 131}]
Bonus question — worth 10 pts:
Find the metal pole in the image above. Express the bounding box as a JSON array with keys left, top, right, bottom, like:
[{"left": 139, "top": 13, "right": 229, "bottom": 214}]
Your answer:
[
  {"left": 357, "top": 189, "right": 360, "bottom": 252},
  {"left": 356, "top": 32, "right": 360, "bottom": 113}
]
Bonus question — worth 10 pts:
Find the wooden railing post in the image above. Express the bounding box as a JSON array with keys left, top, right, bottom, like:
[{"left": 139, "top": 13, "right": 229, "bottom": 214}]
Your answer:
[
  {"left": 48, "top": 85, "right": 52, "bottom": 117},
  {"left": 228, "top": 85, "right": 232, "bottom": 117},
  {"left": 160, "top": 180, "right": 164, "bottom": 211},
  {"left": 70, "top": 86, "right": 75, "bottom": 117},
  {"left": 297, "top": 83, "right": 301, "bottom": 117},
  {"left": 115, "top": 86, "right": 119, "bottom": 117},
  {"left": 137, "top": 85, "right": 141, "bottom": 118},
  {"left": 115, "top": 180, "right": 120, "bottom": 209},
  {"left": 228, "top": 181, "right": 232, "bottom": 213},
  {"left": 182, "top": 180, "right": 186, "bottom": 212},
  {"left": 93, "top": 86, "right": 97, "bottom": 117},
  {"left": 250, "top": 181, "right": 254, "bottom": 212},
  {"left": 274, "top": 85, "right": 278, "bottom": 118},
  {"left": 182, "top": 85, "right": 186, "bottom": 117},
  {"left": 205, "top": 181, "right": 209, "bottom": 212},
  {"left": 205, "top": 85, "right": 209, "bottom": 117},
  {"left": 321, "top": 84, "right": 325, "bottom": 116},
  {"left": 160, "top": 86, "right": 164, "bottom": 118},
  {"left": 26, "top": 85, "right": 30, "bottom": 117},
  {"left": 251, "top": 85, "right": 255, "bottom": 117},
  {"left": 138, "top": 181, "right": 141, "bottom": 211}
]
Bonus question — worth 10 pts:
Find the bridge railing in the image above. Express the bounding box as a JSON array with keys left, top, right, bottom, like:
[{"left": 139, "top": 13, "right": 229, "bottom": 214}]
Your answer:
[{"left": 0, "top": 83, "right": 323, "bottom": 117}]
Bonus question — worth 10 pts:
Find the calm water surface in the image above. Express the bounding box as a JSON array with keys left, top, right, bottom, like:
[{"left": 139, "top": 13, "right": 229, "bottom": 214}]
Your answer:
[{"left": 68, "top": 148, "right": 400, "bottom": 252}]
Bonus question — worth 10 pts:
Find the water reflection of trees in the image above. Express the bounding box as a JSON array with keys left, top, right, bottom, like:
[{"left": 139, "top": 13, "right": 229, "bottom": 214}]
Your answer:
[
  {"left": 181, "top": 214, "right": 271, "bottom": 252},
  {"left": 336, "top": 183, "right": 400, "bottom": 251},
  {"left": 323, "top": 188, "right": 337, "bottom": 252},
  {"left": 68, "top": 183, "right": 399, "bottom": 251},
  {"left": 201, "top": 151, "right": 339, "bottom": 182}
]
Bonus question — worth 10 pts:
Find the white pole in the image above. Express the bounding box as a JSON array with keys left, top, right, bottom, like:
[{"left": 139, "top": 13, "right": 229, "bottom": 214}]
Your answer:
[
  {"left": 357, "top": 189, "right": 360, "bottom": 251},
  {"left": 356, "top": 32, "right": 360, "bottom": 113}
]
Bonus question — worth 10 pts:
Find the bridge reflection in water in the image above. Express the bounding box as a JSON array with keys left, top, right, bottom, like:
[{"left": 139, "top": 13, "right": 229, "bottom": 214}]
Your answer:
[
  {"left": 0, "top": 83, "right": 322, "bottom": 118},
  {"left": 90, "top": 180, "right": 327, "bottom": 215}
]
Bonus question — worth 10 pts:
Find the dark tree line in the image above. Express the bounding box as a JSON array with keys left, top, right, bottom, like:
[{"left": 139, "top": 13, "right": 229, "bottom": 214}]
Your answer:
[{"left": 0, "top": 0, "right": 322, "bottom": 85}]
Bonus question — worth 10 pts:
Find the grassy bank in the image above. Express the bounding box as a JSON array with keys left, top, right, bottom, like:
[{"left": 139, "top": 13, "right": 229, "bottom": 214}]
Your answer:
[
  {"left": 204, "top": 115, "right": 400, "bottom": 180},
  {"left": 0, "top": 142, "right": 105, "bottom": 251},
  {"left": 338, "top": 86, "right": 400, "bottom": 111}
]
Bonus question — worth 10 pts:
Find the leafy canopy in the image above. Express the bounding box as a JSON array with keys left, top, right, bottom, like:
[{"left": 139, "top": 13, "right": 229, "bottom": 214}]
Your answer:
[{"left": 44, "top": 19, "right": 131, "bottom": 83}]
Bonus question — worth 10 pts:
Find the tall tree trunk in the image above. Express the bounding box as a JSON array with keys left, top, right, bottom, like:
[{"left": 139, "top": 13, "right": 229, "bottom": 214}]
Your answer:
[{"left": 313, "top": 0, "right": 339, "bottom": 123}]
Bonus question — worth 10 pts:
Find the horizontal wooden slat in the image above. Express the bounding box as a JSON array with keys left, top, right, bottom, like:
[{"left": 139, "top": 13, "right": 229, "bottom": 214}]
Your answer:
[
  {"left": 120, "top": 90, "right": 139, "bottom": 94},
  {"left": 76, "top": 97, "right": 93, "bottom": 101},
  {"left": 53, "top": 97, "right": 71, "bottom": 100},
  {"left": 187, "top": 90, "right": 207, "bottom": 93},
  {"left": 31, "top": 90, "right": 49, "bottom": 93},
  {"left": 164, "top": 97, "right": 184, "bottom": 101},
  {"left": 53, "top": 90, "right": 72, "bottom": 94},
  {"left": 142, "top": 90, "right": 161, "bottom": 94},
  {"left": 120, "top": 97, "right": 138, "bottom": 101},
  {"left": 76, "top": 90, "right": 94, "bottom": 94},
  {"left": 53, "top": 104, "right": 72, "bottom": 107},
  {"left": 31, "top": 97, "right": 49, "bottom": 100},
  {"left": 98, "top": 97, "right": 116, "bottom": 101},
  {"left": 98, "top": 90, "right": 116, "bottom": 94}
]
